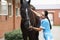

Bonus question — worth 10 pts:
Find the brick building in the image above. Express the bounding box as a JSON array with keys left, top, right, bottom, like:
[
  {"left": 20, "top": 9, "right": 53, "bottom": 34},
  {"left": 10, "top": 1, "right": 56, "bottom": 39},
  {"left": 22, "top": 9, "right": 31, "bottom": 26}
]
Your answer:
[
  {"left": 36, "top": 9, "right": 60, "bottom": 26},
  {"left": 34, "top": 4, "right": 60, "bottom": 26},
  {"left": 0, "top": 0, "right": 21, "bottom": 37}
]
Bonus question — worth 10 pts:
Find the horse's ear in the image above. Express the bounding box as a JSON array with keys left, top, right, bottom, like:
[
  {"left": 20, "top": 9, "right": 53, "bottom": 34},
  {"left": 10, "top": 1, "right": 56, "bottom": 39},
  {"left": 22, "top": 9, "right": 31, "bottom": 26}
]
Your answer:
[
  {"left": 28, "top": 0, "right": 31, "bottom": 4},
  {"left": 20, "top": 0, "right": 23, "bottom": 4}
]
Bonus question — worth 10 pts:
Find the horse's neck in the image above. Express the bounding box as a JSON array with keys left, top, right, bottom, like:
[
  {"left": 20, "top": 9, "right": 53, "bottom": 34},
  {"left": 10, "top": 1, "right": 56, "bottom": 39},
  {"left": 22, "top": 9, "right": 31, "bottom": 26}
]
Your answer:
[
  {"left": 30, "top": 10, "right": 40, "bottom": 27},
  {"left": 28, "top": 10, "right": 36, "bottom": 26}
]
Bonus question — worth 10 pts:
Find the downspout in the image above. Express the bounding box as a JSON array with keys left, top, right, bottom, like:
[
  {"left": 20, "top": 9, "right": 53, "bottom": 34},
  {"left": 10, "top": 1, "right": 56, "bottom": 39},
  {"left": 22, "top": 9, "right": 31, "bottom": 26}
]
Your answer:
[{"left": 12, "top": 0, "right": 15, "bottom": 30}]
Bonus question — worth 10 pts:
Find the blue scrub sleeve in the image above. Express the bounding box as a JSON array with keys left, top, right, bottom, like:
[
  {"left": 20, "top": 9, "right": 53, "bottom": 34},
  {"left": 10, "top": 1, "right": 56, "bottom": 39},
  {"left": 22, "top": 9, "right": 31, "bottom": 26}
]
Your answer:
[{"left": 40, "top": 21, "right": 48, "bottom": 29}]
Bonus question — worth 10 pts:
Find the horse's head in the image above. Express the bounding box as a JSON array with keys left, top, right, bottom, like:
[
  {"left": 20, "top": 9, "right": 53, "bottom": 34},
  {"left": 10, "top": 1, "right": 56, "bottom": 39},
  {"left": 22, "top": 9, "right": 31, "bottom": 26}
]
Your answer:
[
  {"left": 20, "top": 0, "right": 31, "bottom": 4},
  {"left": 20, "top": 0, "right": 31, "bottom": 18},
  {"left": 20, "top": 0, "right": 40, "bottom": 29},
  {"left": 20, "top": 0, "right": 32, "bottom": 29},
  {"left": 20, "top": 0, "right": 31, "bottom": 9}
]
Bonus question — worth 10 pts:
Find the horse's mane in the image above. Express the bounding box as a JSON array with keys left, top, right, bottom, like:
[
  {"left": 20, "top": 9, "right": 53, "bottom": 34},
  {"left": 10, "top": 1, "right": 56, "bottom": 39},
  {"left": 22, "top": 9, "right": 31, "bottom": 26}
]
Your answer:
[{"left": 29, "top": 5, "right": 40, "bottom": 27}]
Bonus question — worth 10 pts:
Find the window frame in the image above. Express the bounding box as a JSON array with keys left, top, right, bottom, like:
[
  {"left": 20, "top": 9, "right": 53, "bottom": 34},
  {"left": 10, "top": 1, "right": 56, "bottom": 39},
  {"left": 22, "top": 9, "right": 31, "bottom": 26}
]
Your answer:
[
  {"left": 8, "top": 3, "right": 13, "bottom": 17},
  {"left": 0, "top": 1, "right": 8, "bottom": 15},
  {"left": 16, "top": 7, "right": 20, "bottom": 17}
]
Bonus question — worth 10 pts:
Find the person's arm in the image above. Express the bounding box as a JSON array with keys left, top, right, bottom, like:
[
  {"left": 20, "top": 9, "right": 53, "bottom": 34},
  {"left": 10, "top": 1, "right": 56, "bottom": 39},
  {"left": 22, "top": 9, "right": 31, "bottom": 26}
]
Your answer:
[
  {"left": 29, "top": 20, "right": 46, "bottom": 31},
  {"left": 31, "top": 9, "right": 41, "bottom": 17},
  {"left": 29, "top": 26, "right": 43, "bottom": 31}
]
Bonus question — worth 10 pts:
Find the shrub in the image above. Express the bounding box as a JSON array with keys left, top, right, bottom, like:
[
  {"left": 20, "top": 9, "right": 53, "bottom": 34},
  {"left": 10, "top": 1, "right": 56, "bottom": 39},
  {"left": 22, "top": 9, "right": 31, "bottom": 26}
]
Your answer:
[{"left": 5, "top": 29, "right": 23, "bottom": 40}]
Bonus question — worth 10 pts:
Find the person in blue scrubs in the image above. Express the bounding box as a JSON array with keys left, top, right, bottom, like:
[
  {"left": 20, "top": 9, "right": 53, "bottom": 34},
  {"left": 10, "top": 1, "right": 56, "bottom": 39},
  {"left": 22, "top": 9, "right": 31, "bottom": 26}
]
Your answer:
[{"left": 29, "top": 11, "right": 54, "bottom": 40}]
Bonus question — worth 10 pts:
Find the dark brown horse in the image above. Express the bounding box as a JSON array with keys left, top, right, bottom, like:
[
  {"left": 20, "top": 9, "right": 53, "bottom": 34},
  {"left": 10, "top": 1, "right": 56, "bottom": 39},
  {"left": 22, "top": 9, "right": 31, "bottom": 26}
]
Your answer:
[{"left": 20, "top": 0, "right": 40, "bottom": 40}]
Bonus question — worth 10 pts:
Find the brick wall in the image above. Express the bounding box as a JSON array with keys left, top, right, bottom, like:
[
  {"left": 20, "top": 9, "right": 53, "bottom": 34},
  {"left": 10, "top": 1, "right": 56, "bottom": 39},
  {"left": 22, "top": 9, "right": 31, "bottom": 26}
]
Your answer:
[{"left": 0, "top": 16, "right": 21, "bottom": 38}]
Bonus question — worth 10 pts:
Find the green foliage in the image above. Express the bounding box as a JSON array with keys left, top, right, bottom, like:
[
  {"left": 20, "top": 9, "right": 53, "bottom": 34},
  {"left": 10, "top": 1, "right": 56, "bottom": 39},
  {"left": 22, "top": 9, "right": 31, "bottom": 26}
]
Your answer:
[{"left": 5, "top": 29, "right": 23, "bottom": 40}]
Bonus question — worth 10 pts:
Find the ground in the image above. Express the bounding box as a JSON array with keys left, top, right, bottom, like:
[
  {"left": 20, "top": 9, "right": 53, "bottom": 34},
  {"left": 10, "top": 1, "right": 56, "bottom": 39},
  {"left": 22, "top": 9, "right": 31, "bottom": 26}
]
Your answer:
[
  {"left": 0, "top": 26, "right": 60, "bottom": 40},
  {"left": 0, "top": 37, "right": 4, "bottom": 40}
]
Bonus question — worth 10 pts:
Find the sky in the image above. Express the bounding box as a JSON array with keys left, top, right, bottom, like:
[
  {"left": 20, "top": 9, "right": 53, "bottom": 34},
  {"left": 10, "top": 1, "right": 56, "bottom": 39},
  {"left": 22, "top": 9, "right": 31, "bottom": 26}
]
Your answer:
[
  {"left": 30, "top": 0, "right": 60, "bottom": 9},
  {"left": 1, "top": 0, "right": 60, "bottom": 9},
  {"left": 31, "top": 0, "right": 60, "bottom": 5},
  {"left": 2, "top": 0, "right": 60, "bottom": 5}
]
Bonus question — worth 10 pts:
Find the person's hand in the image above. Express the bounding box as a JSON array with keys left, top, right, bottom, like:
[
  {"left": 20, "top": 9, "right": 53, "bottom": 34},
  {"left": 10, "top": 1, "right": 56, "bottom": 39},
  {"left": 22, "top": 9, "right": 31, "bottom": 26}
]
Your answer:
[
  {"left": 29, "top": 26, "right": 33, "bottom": 29},
  {"left": 28, "top": 26, "right": 33, "bottom": 31}
]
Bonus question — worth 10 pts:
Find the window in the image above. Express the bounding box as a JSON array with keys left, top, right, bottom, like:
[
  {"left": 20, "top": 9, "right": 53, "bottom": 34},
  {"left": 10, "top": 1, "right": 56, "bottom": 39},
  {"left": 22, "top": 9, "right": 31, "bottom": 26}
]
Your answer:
[
  {"left": 16, "top": 8, "right": 20, "bottom": 17},
  {"left": 8, "top": 0, "right": 13, "bottom": 17},
  {"left": 0, "top": 2, "right": 1, "bottom": 14},
  {"left": 8, "top": 4, "right": 13, "bottom": 17},
  {"left": 58, "top": 12, "right": 60, "bottom": 18},
  {"left": 1, "top": 5, "right": 8, "bottom": 15},
  {"left": 0, "top": 0, "right": 8, "bottom": 15}
]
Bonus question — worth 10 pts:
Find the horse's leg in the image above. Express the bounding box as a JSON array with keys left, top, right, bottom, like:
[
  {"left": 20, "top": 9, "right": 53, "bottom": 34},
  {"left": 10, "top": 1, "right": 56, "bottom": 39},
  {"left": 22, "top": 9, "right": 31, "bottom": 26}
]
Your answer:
[
  {"left": 28, "top": 31, "right": 38, "bottom": 40},
  {"left": 22, "top": 32, "right": 28, "bottom": 40},
  {"left": 21, "top": 25, "right": 28, "bottom": 40},
  {"left": 28, "top": 31, "right": 39, "bottom": 40},
  {"left": 28, "top": 31, "right": 35, "bottom": 40},
  {"left": 35, "top": 31, "right": 39, "bottom": 40}
]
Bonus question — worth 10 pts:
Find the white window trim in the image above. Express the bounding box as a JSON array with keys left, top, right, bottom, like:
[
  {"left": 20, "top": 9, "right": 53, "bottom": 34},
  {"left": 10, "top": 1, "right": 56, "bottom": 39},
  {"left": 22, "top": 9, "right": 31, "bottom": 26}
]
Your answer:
[
  {"left": 58, "top": 12, "right": 60, "bottom": 18},
  {"left": 0, "top": 2, "right": 8, "bottom": 15},
  {"left": 16, "top": 7, "right": 20, "bottom": 17},
  {"left": 8, "top": 3, "right": 13, "bottom": 17}
]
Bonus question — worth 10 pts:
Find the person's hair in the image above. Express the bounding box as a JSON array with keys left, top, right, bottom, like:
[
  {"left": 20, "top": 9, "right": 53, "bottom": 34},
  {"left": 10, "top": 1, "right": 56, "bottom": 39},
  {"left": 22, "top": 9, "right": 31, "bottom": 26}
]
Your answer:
[
  {"left": 44, "top": 11, "right": 48, "bottom": 17},
  {"left": 44, "top": 11, "right": 52, "bottom": 29}
]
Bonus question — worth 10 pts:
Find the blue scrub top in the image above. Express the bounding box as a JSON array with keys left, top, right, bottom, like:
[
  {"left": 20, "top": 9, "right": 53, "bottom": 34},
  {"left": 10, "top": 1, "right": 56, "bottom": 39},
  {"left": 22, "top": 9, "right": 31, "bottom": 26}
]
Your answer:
[
  {"left": 40, "top": 18, "right": 54, "bottom": 40},
  {"left": 40, "top": 18, "right": 51, "bottom": 33}
]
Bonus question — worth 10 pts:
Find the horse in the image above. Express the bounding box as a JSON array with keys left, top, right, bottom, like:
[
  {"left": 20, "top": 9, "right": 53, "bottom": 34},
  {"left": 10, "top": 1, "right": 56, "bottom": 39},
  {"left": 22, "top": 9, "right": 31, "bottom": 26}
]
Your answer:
[{"left": 20, "top": 0, "right": 40, "bottom": 40}]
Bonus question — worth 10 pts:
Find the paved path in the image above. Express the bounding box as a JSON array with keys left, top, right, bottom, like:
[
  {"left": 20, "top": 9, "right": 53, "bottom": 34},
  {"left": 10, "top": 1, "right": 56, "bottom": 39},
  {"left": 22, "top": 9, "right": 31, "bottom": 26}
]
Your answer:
[
  {"left": 0, "top": 37, "right": 4, "bottom": 40},
  {"left": 39, "top": 26, "right": 60, "bottom": 40}
]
